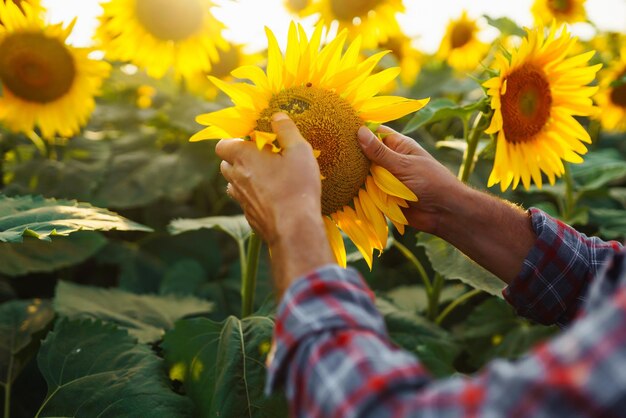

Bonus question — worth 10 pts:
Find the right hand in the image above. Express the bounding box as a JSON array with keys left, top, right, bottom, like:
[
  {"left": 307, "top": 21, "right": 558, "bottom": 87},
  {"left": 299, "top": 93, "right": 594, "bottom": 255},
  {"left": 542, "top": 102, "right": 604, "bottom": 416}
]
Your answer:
[{"left": 358, "top": 125, "right": 464, "bottom": 235}]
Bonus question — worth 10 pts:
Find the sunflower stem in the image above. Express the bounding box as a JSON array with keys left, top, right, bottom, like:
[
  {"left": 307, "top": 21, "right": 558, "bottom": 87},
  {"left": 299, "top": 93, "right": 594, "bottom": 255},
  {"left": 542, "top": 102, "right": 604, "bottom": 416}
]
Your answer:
[
  {"left": 241, "top": 232, "right": 262, "bottom": 318},
  {"left": 435, "top": 288, "right": 482, "bottom": 325},
  {"left": 26, "top": 130, "right": 47, "bottom": 158},
  {"left": 458, "top": 112, "right": 484, "bottom": 183},
  {"left": 392, "top": 239, "right": 432, "bottom": 293},
  {"left": 427, "top": 273, "right": 445, "bottom": 321}
]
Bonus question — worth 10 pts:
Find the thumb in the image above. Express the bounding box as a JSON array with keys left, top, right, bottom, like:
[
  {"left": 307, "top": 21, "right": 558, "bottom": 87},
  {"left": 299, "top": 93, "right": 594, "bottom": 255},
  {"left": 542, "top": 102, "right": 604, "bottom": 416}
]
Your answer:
[
  {"left": 271, "top": 112, "right": 308, "bottom": 151},
  {"left": 358, "top": 126, "right": 397, "bottom": 167}
]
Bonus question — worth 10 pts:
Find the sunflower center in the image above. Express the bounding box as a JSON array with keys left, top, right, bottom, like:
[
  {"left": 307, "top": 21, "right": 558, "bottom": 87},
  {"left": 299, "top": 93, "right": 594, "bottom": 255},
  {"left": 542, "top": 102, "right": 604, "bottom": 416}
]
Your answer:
[
  {"left": 257, "top": 85, "right": 369, "bottom": 216},
  {"left": 211, "top": 46, "right": 240, "bottom": 79},
  {"left": 330, "top": 0, "right": 381, "bottom": 21},
  {"left": 548, "top": 0, "right": 573, "bottom": 13},
  {"left": 450, "top": 22, "right": 474, "bottom": 49},
  {"left": 500, "top": 65, "right": 552, "bottom": 143},
  {"left": 135, "top": 0, "right": 203, "bottom": 41},
  {"left": 0, "top": 32, "right": 75, "bottom": 103},
  {"left": 610, "top": 71, "right": 626, "bottom": 108},
  {"left": 286, "top": 0, "right": 309, "bottom": 13}
]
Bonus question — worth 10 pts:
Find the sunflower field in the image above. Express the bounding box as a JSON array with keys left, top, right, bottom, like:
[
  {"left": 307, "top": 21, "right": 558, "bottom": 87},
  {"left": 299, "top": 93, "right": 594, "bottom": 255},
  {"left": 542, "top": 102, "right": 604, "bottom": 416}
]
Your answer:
[{"left": 1, "top": 0, "right": 625, "bottom": 416}]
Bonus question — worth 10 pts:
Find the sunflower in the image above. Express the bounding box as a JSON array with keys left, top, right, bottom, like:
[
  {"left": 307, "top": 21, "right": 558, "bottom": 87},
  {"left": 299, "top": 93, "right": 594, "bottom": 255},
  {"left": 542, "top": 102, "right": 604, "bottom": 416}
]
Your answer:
[
  {"left": 595, "top": 48, "right": 626, "bottom": 132},
  {"left": 299, "top": 0, "right": 404, "bottom": 49},
  {"left": 284, "top": 0, "right": 310, "bottom": 14},
  {"left": 96, "top": 0, "right": 227, "bottom": 80},
  {"left": 0, "top": 2, "right": 110, "bottom": 139},
  {"left": 437, "top": 11, "right": 488, "bottom": 72},
  {"left": 379, "top": 32, "right": 422, "bottom": 87},
  {"left": 192, "top": 23, "right": 429, "bottom": 268},
  {"left": 531, "top": 0, "right": 587, "bottom": 24},
  {"left": 0, "top": 0, "right": 42, "bottom": 24},
  {"left": 186, "top": 43, "right": 264, "bottom": 100},
  {"left": 483, "top": 23, "right": 601, "bottom": 191}
]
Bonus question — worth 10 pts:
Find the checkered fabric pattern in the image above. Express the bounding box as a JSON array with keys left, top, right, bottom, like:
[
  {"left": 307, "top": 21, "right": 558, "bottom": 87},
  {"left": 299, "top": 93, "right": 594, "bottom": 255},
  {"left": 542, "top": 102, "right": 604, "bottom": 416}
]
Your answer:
[{"left": 266, "top": 208, "right": 626, "bottom": 417}]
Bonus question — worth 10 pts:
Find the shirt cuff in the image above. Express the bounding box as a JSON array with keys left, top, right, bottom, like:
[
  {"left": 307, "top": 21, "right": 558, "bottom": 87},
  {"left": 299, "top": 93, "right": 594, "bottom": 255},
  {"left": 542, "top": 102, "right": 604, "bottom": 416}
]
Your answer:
[
  {"left": 502, "top": 208, "right": 593, "bottom": 326},
  {"left": 265, "top": 264, "right": 387, "bottom": 394}
]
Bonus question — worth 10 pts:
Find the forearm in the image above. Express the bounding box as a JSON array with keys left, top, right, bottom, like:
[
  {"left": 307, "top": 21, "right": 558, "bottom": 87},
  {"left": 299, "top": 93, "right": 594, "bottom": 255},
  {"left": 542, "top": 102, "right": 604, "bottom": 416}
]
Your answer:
[
  {"left": 436, "top": 185, "right": 535, "bottom": 285},
  {"left": 269, "top": 210, "right": 335, "bottom": 298}
]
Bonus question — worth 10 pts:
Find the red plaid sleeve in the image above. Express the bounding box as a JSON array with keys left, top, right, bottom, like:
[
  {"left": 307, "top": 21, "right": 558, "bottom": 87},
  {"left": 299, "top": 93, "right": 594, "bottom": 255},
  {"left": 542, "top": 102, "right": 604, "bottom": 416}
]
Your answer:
[
  {"left": 503, "top": 208, "right": 622, "bottom": 327},
  {"left": 266, "top": 260, "right": 626, "bottom": 417}
]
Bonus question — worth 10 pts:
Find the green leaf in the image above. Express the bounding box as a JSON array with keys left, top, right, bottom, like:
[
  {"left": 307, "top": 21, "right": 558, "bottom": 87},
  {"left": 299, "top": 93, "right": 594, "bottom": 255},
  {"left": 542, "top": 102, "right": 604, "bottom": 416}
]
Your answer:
[
  {"left": 54, "top": 281, "right": 213, "bottom": 343},
  {"left": 570, "top": 149, "right": 626, "bottom": 192},
  {"left": 0, "top": 194, "right": 151, "bottom": 243},
  {"left": 35, "top": 318, "right": 193, "bottom": 418},
  {"left": 382, "top": 284, "right": 465, "bottom": 313},
  {"left": 3, "top": 135, "right": 111, "bottom": 202},
  {"left": 403, "top": 98, "right": 487, "bottom": 134},
  {"left": 162, "top": 316, "right": 288, "bottom": 418},
  {"left": 484, "top": 15, "right": 526, "bottom": 37},
  {"left": 169, "top": 215, "right": 251, "bottom": 245},
  {"left": 1, "top": 300, "right": 54, "bottom": 387},
  {"left": 589, "top": 208, "right": 626, "bottom": 240},
  {"left": 91, "top": 134, "right": 216, "bottom": 209},
  {"left": 0, "top": 232, "right": 107, "bottom": 276},
  {"left": 416, "top": 233, "right": 504, "bottom": 296}
]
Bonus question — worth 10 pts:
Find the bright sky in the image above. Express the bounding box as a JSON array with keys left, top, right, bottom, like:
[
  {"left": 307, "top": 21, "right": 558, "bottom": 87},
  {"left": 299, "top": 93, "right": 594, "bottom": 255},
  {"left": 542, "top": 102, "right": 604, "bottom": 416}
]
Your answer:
[{"left": 42, "top": 0, "right": 626, "bottom": 53}]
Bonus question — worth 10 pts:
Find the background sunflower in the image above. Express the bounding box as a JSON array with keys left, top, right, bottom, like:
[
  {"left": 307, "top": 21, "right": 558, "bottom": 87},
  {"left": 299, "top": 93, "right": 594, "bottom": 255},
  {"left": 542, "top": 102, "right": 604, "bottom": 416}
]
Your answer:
[
  {"left": 595, "top": 48, "right": 626, "bottom": 132},
  {"left": 436, "top": 11, "right": 488, "bottom": 72},
  {"left": 531, "top": 0, "right": 588, "bottom": 24},
  {"left": 96, "top": 0, "right": 228, "bottom": 80},
  {"left": 484, "top": 23, "right": 601, "bottom": 191},
  {"left": 0, "top": 1, "right": 109, "bottom": 138}
]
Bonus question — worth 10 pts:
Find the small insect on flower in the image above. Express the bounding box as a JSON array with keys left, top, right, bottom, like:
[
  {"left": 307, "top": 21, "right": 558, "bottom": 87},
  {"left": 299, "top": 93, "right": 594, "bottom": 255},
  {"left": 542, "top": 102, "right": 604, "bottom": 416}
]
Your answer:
[
  {"left": 483, "top": 23, "right": 601, "bottom": 191},
  {"left": 192, "top": 22, "right": 429, "bottom": 269}
]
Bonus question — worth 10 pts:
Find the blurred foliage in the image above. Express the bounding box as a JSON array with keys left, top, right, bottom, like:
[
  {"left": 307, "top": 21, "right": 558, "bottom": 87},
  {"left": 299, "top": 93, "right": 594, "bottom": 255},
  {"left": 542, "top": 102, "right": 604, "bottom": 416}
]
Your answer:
[{"left": 0, "top": 8, "right": 625, "bottom": 417}]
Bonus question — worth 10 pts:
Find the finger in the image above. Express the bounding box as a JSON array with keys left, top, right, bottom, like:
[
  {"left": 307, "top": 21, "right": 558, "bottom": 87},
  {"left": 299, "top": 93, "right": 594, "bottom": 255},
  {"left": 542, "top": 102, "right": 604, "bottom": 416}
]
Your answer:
[
  {"left": 215, "top": 138, "right": 249, "bottom": 163},
  {"left": 271, "top": 113, "right": 309, "bottom": 151},
  {"left": 357, "top": 126, "right": 399, "bottom": 167},
  {"left": 377, "top": 125, "right": 429, "bottom": 157},
  {"left": 226, "top": 182, "right": 243, "bottom": 202},
  {"left": 220, "top": 160, "right": 234, "bottom": 183}
]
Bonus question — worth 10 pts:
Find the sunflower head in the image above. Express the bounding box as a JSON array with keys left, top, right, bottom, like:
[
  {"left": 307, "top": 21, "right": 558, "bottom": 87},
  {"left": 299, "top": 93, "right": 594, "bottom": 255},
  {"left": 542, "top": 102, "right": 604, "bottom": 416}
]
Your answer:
[
  {"left": 531, "top": 0, "right": 587, "bottom": 24},
  {"left": 299, "top": 0, "right": 404, "bottom": 49},
  {"left": 0, "top": 1, "right": 110, "bottom": 138},
  {"left": 437, "top": 11, "right": 488, "bottom": 72},
  {"left": 96, "top": 0, "right": 227, "bottom": 80},
  {"left": 192, "top": 22, "right": 429, "bottom": 268},
  {"left": 595, "top": 48, "right": 626, "bottom": 132},
  {"left": 284, "top": 0, "right": 310, "bottom": 14},
  {"left": 483, "top": 23, "right": 601, "bottom": 191}
]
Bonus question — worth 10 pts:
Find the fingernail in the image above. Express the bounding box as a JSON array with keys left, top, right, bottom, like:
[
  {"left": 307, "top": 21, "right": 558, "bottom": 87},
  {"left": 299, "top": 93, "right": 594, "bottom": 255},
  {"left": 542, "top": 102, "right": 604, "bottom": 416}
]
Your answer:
[
  {"left": 272, "top": 112, "right": 289, "bottom": 122},
  {"left": 358, "top": 126, "right": 373, "bottom": 145}
]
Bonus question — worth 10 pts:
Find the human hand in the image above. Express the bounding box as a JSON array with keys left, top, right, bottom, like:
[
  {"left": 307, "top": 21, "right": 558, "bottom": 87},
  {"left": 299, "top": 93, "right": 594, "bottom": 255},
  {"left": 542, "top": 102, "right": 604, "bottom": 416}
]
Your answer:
[
  {"left": 216, "top": 113, "right": 334, "bottom": 294},
  {"left": 358, "top": 125, "right": 465, "bottom": 235}
]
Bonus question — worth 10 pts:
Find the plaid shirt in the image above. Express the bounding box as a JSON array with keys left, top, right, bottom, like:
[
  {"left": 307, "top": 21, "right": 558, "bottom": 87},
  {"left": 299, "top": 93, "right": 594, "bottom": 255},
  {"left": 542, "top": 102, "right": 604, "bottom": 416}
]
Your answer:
[{"left": 266, "top": 208, "right": 626, "bottom": 417}]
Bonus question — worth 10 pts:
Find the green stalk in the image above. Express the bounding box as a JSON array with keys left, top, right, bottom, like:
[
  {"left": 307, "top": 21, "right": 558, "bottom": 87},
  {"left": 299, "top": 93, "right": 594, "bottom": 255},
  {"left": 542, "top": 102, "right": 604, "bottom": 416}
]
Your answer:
[
  {"left": 435, "top": 289, "right": 482, "bottom": 325},
  {"left": 427, "top": 273, "right": 445, "bottom": 321},
  {"left": 241, "top": 233, "right": 262, "bottom": 318},
  {"left": 3, "top": 353, "right": 13, "bottom": 418},
  {"left": 392, "top": 240, "right": 432, "bottom": 293},
  {"left": 458, "top": 113, "right": 484, "bottom": 183}
]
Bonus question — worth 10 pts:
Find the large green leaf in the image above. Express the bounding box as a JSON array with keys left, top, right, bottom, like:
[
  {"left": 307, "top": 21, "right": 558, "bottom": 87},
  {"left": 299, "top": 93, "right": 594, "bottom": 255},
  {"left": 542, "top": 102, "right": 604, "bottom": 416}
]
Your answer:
[
  {"left": 90, "top": 133, "right": 216, "bottom": 209},
  {"left": 162, "top": 316, "right": 287, "bottom": 418},
  {"left": 54, "top": 281, "right": 213, "bottom": 343},
  {"left": 0, "top": 194, "right": 151, "bottom": 243},
  {"left": 169, "top": 215, "right": 251, "bottom": 245},
  {"left": 403, "top": 98, "right": 487, "bottom": 134},
  {"left": 1, "top": 300, "right": 54, "bottom": 388},
  {"left": 3, "top": 135, "right": 111, "bottom": 202},
  {"left": 0, "top": 232, "right": 107, "bottom": 276},
  {"left": 484, "top": 15, "right": 526, "bottom": 37},
  {"left": 570, "top": 149, "right": 626, "bottom": 192},
  {"left": 35, "top": 318, "right": 193, "bottom": 418},
  {"left": 416, "top": 233, "right": 504, "bottom": 296},
  {"left": 589, "top": 208, "right": 626, "bottom": 240}
]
